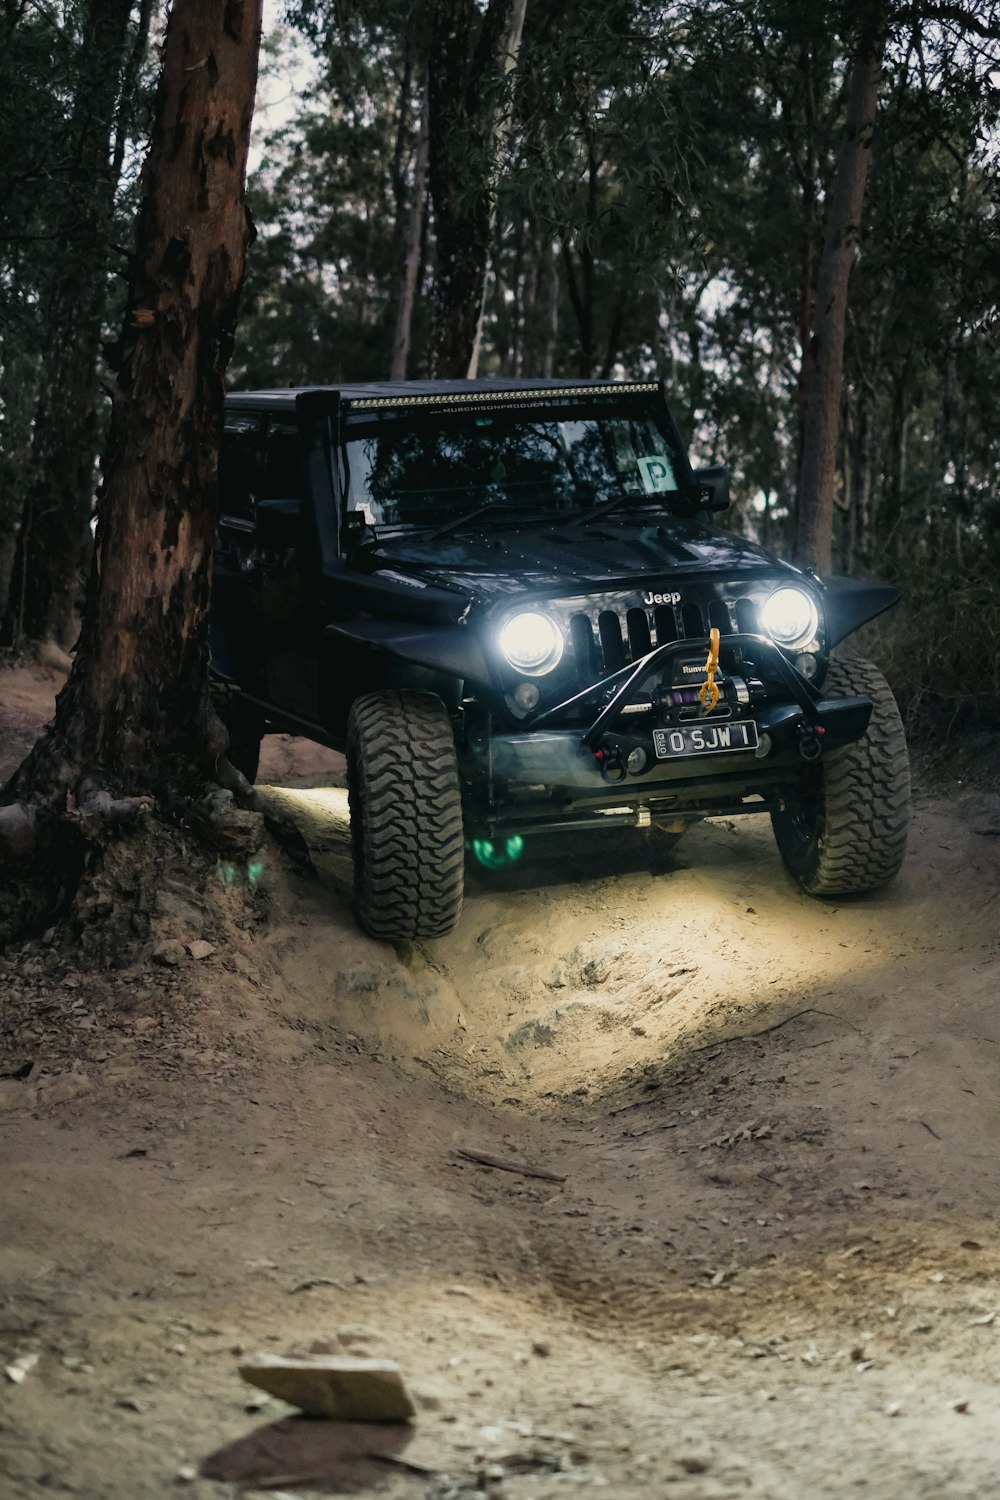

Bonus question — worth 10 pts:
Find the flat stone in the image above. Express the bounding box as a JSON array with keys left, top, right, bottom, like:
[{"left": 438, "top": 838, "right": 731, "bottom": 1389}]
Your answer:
[
  {"left": 239, "top": 1354, "right": 416, "bottom": 1422},
  {"left": 152, "top": 940, "right": 187, "bottom": 967},
  {"left": 186, "top": 940, "right": 216, "bottom": 961}
]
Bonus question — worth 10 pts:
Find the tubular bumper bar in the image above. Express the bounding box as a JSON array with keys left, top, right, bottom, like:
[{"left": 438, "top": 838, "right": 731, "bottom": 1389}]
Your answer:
[{"left": 524, "top": 634, "right": 871, "bottom": 750}]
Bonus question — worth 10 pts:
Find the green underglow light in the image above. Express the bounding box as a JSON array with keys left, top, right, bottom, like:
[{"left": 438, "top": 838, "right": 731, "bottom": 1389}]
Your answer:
[
  {"left": 471, "top": 835, "right": 525, "bottom": 869},
  {"left": 246, "top": 860, "right": 265, "bottom": 887},
  {"left": 216, "top": 862, "right": 238, "bottom": 887}
]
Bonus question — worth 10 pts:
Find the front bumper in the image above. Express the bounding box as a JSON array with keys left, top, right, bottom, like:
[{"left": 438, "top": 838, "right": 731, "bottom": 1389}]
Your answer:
[{"left": 462, "top": 635, "right": 872, "bottom": 836}]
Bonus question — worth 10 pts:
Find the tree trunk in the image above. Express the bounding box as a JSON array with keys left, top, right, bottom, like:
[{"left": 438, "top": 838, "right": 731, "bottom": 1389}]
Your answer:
[
  {"left": 4, "top": 0, "right": 262, "bottom": 820},
  {"left": 111, "top": 0, "right": 156, "bottom": 187},
  {"left": 882, "top": 365, "right": 911, "bottom": 561},
  {"left": 794, "top": 7, "right": 888, "bottom": 573},
  {"left": 792, "top": 40, "right": 821, "bottom": 494},
  {"left": 844, "top": 384, "right": 873, "bottom": 573},
  {"left": 389, "top": 91, "right": 430, "bottom": 380},
  {"left": 3, "top": 0, "right": 136, "bottom": 652},
  {"left": 541, "top": 238, "right": 559, "bottom": 378},
  {"left": 426, "top": 0, "right": 527, "bottom": 378},
  {"left": 466, "top": 0, "right": 528, "bottom": 377}
]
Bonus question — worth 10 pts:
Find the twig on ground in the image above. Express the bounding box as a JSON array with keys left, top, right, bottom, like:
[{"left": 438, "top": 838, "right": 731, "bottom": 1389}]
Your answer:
[
  {"left": 454, "top": 1148, "right": 566, "bottom": 1183},
  {"left": 368, "top": 1452, "right": 438, "bottom": 1476},
  {"left": 688, "top": 1007, "right": 862, "bottom": 1054}
]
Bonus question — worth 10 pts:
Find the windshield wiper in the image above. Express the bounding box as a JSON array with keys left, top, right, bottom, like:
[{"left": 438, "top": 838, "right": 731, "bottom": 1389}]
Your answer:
[
  {"left": 562, "top": 490, "right": 686, "bottom": 528},
  {"left": 422, "top": 502, "right": 561, "bottom": 540}
]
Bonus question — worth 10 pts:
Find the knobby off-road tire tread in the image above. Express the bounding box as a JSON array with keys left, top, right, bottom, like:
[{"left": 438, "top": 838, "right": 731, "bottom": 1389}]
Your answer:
[
  {"left": 347, "top": 690, "right": 465, "bottom": 940},
  {"left": 773, "top": 657, "right": 910, "bottom": 897}
]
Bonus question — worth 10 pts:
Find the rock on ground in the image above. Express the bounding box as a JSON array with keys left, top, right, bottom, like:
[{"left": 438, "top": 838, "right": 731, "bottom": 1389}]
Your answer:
[{"left": 238, "top": 1354, "right": 416, "bottom": 1422}]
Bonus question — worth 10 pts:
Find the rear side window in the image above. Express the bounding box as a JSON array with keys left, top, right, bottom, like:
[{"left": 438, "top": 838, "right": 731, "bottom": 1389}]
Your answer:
[
  {"left": 258, "top": 420, "right": 302, "bottom": 501},
  {"left": 219, "top": 415, "right": 302, "bottom": 524},
  {"left": 219, "top": 415, "right": 262, "bottom": 525}
]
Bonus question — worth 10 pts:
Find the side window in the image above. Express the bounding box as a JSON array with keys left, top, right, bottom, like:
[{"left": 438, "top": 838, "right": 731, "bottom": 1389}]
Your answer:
[
  {"left": 219, "top": 415, "right": 263, "bottom": 526},
  {"left": 259, "top": 419, "right": 302, "bottom": 501}
]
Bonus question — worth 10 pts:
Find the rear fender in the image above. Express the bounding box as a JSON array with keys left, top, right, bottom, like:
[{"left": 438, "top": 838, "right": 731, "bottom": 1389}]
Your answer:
[{"left": 822, "top": 576, "right": 900, "bottom": 649}]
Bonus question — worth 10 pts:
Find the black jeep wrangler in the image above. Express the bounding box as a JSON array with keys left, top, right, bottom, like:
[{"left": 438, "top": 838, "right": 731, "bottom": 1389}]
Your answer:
[{"left": 211, "top": 378, "right": 909, "bottom": 940}]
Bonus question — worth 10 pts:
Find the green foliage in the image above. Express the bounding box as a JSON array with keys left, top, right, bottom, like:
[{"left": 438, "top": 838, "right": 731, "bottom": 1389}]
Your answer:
[{"left": 232, "top": 12, "right": 420, "bottom": 383}]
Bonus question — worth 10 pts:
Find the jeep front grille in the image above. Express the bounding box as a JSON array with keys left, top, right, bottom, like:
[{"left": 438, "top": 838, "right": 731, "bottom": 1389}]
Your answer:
[{"left": 569, "top": 595, "right": 760, "bottom": 679}]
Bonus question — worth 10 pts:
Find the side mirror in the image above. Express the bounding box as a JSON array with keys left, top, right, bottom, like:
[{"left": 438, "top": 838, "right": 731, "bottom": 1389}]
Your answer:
[
  {"left": 692, "top": 466, "right": 730, "bottom": 511},
  {"left": 256, "top": 497, "right": 302, "bottom": 549}
]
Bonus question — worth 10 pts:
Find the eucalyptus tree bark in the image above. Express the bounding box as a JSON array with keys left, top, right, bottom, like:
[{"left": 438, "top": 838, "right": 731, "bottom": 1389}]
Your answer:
[
  {"left": 426, "top": 0, "right": 527, "bottom": 378},
  {"left": 3, "top": 0, "right": 137, "bottom": 652},
  {"left": 794, "top": 6, "right": 888, "bottom": 572},
  {"left": 3, "top": 0, "right": 262, "bottom": 831}
]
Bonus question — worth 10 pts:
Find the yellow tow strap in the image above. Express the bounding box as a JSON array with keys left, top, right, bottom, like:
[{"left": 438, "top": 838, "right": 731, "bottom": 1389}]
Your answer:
[{"left": 699, "top": 627, "right": 721, "bottom": 713}]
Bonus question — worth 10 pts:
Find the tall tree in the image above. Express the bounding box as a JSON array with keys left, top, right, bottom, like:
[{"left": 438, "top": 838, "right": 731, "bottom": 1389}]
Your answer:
[
  {"left": 0, "top": 0, "right": 87, "bottom": 627},
  {"left": 795, "top": 3, "right": 889, "bottom": 571},
  {"left": 426, "top": 0, "right": 527, "bottom": 377},
  {"left": 2, "top": 0, "right": 152, "bottom": 651},
  {"left": 1, "top": 0, "right": 264, "bottom": 943},
  {"left": 389, "top": 89, "right": 430, "bottom": 379},
  {"left": 235, "top": 6, "right": 419, "bottom": 386}
]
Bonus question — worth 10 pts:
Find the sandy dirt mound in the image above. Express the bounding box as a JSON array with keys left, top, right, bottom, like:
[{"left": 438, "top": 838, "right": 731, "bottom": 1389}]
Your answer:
[{"left": 3, "top": 660, "right": 1000, "bottom": 1499}]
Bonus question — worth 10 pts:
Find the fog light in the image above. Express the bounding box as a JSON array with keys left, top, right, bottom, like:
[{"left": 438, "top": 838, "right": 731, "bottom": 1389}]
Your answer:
[
  {"left": 626, "top": 747, "right": 647, "bottom": 774},
  {"left": 754, "top": 732, "right": 773, "bottom": 759},
  {"left": 514, "top": 682, "right": 541, "bottom": 710},
  {"left": 794, "top": 652, "right": 819, "bottom": 680}
]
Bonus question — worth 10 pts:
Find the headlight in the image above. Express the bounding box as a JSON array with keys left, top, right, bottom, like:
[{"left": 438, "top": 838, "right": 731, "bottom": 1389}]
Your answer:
[
  {"left": 760, "top": 587, "right": 819, "bottom": 650},
  {"left": 498, "top": 611, "right": 564, "bottom": 675}
]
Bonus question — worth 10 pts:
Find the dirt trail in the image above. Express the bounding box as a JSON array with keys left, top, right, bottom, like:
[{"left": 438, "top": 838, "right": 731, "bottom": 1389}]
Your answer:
[{"left": 3, "top": 661, "right": 1000, "bottom": 1499}]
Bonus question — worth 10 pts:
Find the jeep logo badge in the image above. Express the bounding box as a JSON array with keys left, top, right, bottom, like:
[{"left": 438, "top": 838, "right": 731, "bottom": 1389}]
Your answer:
[{"left": 642, "top": 590, "right": 682, "bottom": 606}]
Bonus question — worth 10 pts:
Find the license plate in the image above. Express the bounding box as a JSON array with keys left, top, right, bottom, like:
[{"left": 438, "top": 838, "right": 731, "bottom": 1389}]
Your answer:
[{"left": 653, "top": 721, "right": 759, "bottom": 759}]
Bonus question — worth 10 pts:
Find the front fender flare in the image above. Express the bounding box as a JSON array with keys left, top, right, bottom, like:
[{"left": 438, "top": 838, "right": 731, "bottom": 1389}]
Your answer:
[
  {"left": 322, "top": 619, "right": 493, "bottom": 689},
  {"left": 822, "top": 576, "right": 900, "bottom": 649}
]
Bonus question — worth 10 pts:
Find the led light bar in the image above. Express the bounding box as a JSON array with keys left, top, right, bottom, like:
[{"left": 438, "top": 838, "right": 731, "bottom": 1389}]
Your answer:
[{"left": 347, "top": 383, "right": 660, "bottom": 410}]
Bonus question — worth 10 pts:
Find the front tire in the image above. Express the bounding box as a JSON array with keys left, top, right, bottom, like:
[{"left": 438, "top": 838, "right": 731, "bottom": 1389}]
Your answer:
[
  {"left": 347, "top": 690, "right": 465, "bottom": 940},
  {"left": 772, "top": 658, "right": 909, "bottom": 897}
]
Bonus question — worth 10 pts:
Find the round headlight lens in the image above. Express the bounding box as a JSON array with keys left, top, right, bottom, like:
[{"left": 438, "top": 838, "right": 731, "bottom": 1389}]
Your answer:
[
  {"left": 760, "top": 587, "right": 819, "bottom": 650},
  {"left": 498, "top": 611, "right": 564, "bottom": 676}
]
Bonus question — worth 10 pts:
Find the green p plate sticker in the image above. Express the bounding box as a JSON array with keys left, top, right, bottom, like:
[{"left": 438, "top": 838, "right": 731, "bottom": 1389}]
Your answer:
[{"left": 638, "top": 456, "right": 675, "bottom": 493}]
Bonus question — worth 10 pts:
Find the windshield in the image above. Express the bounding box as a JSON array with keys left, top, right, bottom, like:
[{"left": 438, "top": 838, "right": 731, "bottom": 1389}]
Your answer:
[{"left": 342, "top": 404, "right": 685, "bottom": 529}]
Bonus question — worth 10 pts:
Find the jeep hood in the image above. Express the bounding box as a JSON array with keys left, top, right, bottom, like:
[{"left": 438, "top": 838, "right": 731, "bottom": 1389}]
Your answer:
[{"left": 363, "top": 517, "right": 797, "bottom": 601}]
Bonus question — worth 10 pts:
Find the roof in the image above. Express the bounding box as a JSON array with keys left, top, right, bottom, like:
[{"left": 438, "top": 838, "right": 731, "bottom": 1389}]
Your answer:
[{"left": 224, "top": 378, "right": 661, "bottom": 414}]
